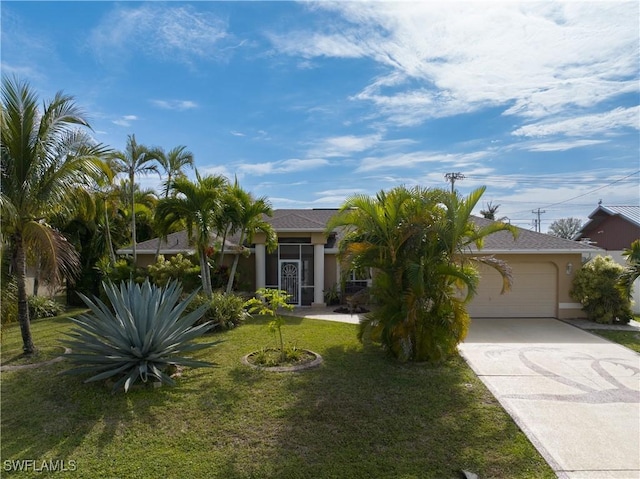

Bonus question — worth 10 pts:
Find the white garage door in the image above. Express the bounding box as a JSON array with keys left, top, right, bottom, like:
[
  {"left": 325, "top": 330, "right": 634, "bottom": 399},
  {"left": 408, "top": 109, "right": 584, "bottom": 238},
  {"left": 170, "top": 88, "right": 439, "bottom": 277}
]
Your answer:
[{"left": 468, "top": 262, "right": 557, "bottom": 318}]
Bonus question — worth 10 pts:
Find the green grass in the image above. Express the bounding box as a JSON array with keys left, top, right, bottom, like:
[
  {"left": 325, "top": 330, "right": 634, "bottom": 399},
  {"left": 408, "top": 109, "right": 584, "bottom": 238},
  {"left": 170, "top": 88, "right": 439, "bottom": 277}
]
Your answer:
[
  {"left": 586, "top": 329, "right": 640, "bottom": 353},
  {"left": 1, "top": 315, "right": 554, "bottom": 479}
]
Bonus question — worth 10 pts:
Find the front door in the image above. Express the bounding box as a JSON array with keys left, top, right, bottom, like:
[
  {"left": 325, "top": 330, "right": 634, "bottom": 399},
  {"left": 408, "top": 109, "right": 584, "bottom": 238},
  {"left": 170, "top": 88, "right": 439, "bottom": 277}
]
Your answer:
[{"left": 279, "top": 260, "right": 300, "bottom": 305}]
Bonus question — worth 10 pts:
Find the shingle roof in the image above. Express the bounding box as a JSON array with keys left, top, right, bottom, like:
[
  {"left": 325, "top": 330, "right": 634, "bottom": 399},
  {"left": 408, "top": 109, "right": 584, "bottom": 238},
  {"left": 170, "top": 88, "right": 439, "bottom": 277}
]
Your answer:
[
  {"left": 267, "top": 209, "right": 339, "bottom": 230},
  {"left": 118, "top": 209, "right": 601, "bottom": 255},
  {"left": 471, "top": 217, "right": 601, "bottom": 253}
]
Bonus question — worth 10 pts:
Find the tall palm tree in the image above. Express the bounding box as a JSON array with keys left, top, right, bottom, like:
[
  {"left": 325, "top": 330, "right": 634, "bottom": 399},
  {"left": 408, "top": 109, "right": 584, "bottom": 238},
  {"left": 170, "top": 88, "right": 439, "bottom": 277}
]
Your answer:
[
  {"left": 155, "top": 172, "right": 227, "bottom": 297},
  {"left": 224, "top": 184, "right": 277, "bottom": 294},
  {"left": 153, "top": 145, "right": 194, "bottom": 261},
  {"left": 110, "top": 134, "right": 158, "bottom": 264},
  {"left": 327, "top": 185, "right": 516, "bottom": 361},
  {"left": 1, "top": 77, "right": 109, "bottom": 353}
]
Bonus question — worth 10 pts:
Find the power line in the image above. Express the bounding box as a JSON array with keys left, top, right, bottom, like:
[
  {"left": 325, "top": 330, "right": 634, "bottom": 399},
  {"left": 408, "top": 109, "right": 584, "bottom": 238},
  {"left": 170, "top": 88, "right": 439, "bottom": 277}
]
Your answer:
[{"left": 531, "top": 208, "right": 546, "bottom": 233}]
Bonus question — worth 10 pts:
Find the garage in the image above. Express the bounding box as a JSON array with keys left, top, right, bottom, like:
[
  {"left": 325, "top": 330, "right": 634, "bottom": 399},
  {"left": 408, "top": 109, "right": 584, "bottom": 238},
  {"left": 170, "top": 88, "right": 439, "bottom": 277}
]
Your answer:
[{"left": 467, "top": 261, "right": 557, "bottom": 318}]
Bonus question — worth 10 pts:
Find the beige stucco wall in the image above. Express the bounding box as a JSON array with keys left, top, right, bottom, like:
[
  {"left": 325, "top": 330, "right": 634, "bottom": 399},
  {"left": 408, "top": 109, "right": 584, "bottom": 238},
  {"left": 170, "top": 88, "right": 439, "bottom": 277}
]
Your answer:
[{"left": 475, "top": 253, "right": 586, "bottom": 319}]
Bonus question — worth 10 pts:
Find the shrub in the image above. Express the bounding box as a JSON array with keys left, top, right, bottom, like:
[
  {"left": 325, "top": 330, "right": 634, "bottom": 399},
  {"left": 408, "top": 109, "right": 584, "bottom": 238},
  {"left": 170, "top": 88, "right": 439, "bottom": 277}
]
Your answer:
[
  {"left": 28, "top": 295, "right": 65, "bottom": 319},
  {"left": 188, "top": 291, "right": 248, "bottom": 330},
  {"left": 62, "top": 279, "right": 219, "bottom": 393},
  {"left": 570, "top": 256, "right": 632, "bottom": 324},
  {"left": 148, "top": 254, "right": 201, "bottom": 292},
  {"left": 1, "top": 279, "right": 18, "bottom": 325}
]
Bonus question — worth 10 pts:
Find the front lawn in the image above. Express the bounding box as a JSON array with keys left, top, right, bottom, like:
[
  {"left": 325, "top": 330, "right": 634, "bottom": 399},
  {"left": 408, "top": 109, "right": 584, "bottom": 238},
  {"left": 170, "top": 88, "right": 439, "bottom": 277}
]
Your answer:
[
  {"left": 586, "top": 329, "right": 640, "bottom": 353},
  {"left": 1, "top": 315, "right": 554, "bottom": 478}
]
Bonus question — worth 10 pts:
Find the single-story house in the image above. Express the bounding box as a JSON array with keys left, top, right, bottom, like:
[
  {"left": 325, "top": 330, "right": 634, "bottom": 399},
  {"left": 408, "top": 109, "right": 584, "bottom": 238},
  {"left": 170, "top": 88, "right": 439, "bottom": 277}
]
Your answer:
[
  {"left": 119, "top": 209, "right": 602, "bottom": 319},
  {"left": 574, "top": 204, "right": 640, "bottom": 313}
]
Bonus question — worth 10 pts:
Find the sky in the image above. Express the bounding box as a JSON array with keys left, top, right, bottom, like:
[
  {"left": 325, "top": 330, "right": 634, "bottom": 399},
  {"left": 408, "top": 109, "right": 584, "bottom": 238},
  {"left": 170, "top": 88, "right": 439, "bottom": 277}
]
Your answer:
[{"left": 2, "top": 1, "right": 639, "bottom": 232}]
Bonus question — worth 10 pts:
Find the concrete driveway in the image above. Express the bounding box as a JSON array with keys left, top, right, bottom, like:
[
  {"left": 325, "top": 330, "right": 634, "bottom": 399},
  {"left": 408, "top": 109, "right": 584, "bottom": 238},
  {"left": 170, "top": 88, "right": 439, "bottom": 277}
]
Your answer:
[{"left": 459, "top": 318, "right": 640, "bottom": 479}]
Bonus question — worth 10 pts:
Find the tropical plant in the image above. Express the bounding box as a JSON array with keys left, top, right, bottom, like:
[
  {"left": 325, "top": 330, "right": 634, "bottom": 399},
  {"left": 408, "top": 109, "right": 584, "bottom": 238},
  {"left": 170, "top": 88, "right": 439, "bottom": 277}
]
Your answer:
[
  {"left": 1, "top": 77, "right": 109, "bottom": 353},
  {"left": 62, "top": 279, "right": 218, "bottom": 393},
  {"left": 571, "top": 255, "right": 632, "bottom": 324},
  {"left": 547, "top": 217, "right": 582, "bottom": 239},
  {"left": 155, "top": 171, "right": 228, "bottom": 297},
  {"left": 224, "top": 182, "right": 277, "bottom": 294},
  {"left": 153, "top": 145, "right": 194, "bottom": 260},
  {"left": 480, "top": 201, "right": 502, "bottom": 220},
  {"left": 147, "top": 254, "right": 201, "bottom": 291},
  {"left": 186, "top": 291, "right": 248, "bottom": 330},
  {"left": 27, "top": 295, "right": 65, "bottom": 319},
  {"left": 110, "top": 134, "right": 159, "bottom": 264},
  {"left": 619, "top": 239, "right": 640, "bottom": 301},
  {"left": 327, "top": 186, "right": 516, "bottom": 362},
  {"left": 244, "top": 288, "right": 294, "bottom": 362}
]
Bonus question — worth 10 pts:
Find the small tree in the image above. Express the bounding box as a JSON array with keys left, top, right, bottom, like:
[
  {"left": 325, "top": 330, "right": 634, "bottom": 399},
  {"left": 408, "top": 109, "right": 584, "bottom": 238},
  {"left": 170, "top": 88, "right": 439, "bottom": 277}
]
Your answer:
[
  {"left": 548, "top": 218, "right": 582, "bottom": 239},
  {"left": 570, "top": 256, "right": 632, "bottom": 324},
  {"left": 244, "top": 288, "right": 294, "bottom": 362},
  {"left": 619, "top": 239, "right": 640, "bottom": 301}
]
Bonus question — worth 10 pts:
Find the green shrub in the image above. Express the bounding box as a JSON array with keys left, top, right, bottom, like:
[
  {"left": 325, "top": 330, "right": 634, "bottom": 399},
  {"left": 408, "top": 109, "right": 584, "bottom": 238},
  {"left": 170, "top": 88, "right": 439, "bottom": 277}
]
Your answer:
[
  {"left": 1, "top": 279, "right": 18, "bottom": 325},
  {"left": 570, "top": 256, "right": 632, "bottom": 324},
  {"left": 28, "top": 295, "right": 65, "bottom": 319},
  {"left": 62, "top": 279, "right": 218, "bottom": 393},
  {"left": 187, "top": 291, "right": 249, "bottom": 330},
  {"left": 148, "top": 254, "right": 201, "bottom": 292}
]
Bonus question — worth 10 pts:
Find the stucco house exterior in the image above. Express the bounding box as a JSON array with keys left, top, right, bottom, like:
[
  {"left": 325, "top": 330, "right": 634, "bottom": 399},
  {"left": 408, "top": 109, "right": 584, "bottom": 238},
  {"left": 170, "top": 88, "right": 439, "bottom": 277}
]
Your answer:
[
  {"left": 574, "top": 204, "right": 640, "bottom": 313},
  {"left": 120, "top": 209, "right": 602, "bottom": 319}
]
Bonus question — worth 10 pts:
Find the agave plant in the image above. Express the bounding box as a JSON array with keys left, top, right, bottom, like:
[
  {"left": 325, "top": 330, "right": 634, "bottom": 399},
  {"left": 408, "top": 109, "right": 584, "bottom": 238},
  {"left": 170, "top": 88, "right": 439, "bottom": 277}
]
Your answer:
[{"left": 62, "top": 279, "right": 218, "bottom": 393}]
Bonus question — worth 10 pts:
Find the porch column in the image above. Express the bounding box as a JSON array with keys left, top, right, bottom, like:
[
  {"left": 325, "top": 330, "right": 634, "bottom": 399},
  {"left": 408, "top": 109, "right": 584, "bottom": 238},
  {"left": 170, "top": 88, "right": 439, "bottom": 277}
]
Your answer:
[
  {"left": 312, "top": 243, "right": 325, "bottom": 307},
  {"left": 255, "top": 243, "right": 266, "bottom": 290}
]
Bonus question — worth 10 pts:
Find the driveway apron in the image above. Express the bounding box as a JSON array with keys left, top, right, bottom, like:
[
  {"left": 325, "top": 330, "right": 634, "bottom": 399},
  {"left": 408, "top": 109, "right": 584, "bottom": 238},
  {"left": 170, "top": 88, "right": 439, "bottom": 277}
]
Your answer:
[{"left": 459, "top": 318, "right": 640, "bottom": 479}]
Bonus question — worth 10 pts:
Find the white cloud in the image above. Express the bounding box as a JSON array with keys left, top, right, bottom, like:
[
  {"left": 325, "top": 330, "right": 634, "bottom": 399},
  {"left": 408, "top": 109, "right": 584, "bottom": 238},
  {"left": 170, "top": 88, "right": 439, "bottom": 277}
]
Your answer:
[
  {"left": 150, "top": 99, "right": 198, "bottom": 111},
  {"left": 270, "top": 2, "right": 639, "bottom": 125},
  {"left": 309, "top": 134, "right": 382, "bottom": 157},
  {"left": 520, "top": 139, "right": 608, "bottom": 152},
  {"left": 112, "top": 115, "right": 138, "bottom": 127},
  {"left": 513, "top": 106, "right": 640, "bottom": 138},
  {"left": 356, "top": 150, "right": 491, "bottom": 173},
  {"left": 90, "top": 4, "right": 231, "bottom": 64},
  {"left": 230, "top": 130, "right": 246, "bottom": 137},
  {"left": 237, "top": 158, "right": 330, "bottom": 176}
]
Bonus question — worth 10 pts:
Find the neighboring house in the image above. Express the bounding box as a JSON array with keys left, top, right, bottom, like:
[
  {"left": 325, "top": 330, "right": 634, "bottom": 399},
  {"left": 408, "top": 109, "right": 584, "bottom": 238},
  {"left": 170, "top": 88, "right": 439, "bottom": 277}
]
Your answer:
[
  {"left": 120, "top": 209, "right": 601, "bottom": 319},
  {"left": 574, "top": 204, "right": 640, "bottom": 313}
]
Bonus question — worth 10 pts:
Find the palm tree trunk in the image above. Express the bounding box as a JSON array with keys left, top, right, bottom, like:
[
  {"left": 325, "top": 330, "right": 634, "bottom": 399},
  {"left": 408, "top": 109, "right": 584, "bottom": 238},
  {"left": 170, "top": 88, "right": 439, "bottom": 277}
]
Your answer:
[
  {"left": 130, "top": 171, "right": 137, "bottom": 265},
  {"left": 13, "top": 234, "right": 35, "bottom": 354},
  {"left": 225, "top": 232, "right": 245, "bottom": 294},
  {"left": 199, "top": 246, "right": 212, "bottom": 297},
  {"left": 104, "top": 200, "right": 117, "bottom": 264}
]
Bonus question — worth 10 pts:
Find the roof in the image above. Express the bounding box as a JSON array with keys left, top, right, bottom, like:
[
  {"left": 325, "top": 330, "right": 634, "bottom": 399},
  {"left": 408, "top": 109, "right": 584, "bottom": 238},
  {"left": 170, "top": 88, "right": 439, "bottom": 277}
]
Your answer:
[
  {"left": 118, "top": 209, "right": 601, "bottom": 256},
  {"left": 116, "top": 230, "right": 241, "bottom": 255},
  {"left": 575, "top": 205, "right": 640, "bottom": 240},
  {"left": 266, "top": 209, "right": 339, "bottom": 231},
  {"left": 470, "top": 217, "right": 601, "bottom": 254}
]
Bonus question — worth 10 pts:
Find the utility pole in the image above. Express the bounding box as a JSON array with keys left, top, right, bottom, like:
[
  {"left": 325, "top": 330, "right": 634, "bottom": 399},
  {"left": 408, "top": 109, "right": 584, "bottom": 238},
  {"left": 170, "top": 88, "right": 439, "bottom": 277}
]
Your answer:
[
  {"left": 444, "top": 172, "right": 465, "bottom": 193},
  {"left": 532, "top": 208, "right": 546, "bottom": 233}
]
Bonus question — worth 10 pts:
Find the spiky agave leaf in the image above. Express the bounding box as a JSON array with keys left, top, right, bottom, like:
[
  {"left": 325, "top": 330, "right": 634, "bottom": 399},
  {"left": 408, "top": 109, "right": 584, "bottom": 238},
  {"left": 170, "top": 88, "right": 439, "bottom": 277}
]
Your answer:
[{"left": 62, "top": 279, "right": 219, "bottom": 393}]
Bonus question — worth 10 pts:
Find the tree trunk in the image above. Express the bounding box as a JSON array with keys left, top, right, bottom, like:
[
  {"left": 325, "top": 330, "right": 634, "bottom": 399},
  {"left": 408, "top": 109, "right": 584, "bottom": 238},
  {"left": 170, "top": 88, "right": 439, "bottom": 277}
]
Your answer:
[
  {"left": 199, "top": 246, "right": 212, "bottom": 297},
  {"left": 225, "top": 232, "right": 244, "bottom": 294},
  {"left": 13, "top": 234, "right": 35, "bottom": 354},
  {"left": 130, "top": 171, "right": 137, "bottom": 265},
  {"left": 104, "top": 199, "right": 116, "bottom": 264}
]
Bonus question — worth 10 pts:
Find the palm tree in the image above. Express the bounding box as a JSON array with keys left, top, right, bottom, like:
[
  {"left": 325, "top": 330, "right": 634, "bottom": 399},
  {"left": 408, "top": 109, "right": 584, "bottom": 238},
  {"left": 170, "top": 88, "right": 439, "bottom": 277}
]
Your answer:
[
  {"left": 480, "top": 201, "right": 500, "bottom": 220},
  {"left": 327, "top": 185, "right": 516, "bottom": 361},
  {"left": 1, "top": 77, "right": 109, "bottom": 353},
  {"left": 224, "top": 184, "right": 277, "bottom": 294},
  {"left": 620, "top": 239, "right": 640, "bottom": 300},
  {"left": 153, "top": 145, "right": 194, "bottom": 261},
  {"left": 155, "top": 172, "right": 227, "bottom": 297},
  {"left": 110, "top": 134, "right": 158, "bottom": 264}
]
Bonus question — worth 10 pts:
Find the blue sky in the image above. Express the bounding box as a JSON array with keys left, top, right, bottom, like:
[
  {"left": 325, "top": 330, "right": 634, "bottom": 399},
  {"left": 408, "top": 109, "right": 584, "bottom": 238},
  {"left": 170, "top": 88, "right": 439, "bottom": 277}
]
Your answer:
[{"left": 2, "top": 1, "right": 639, "bottom": 231}]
